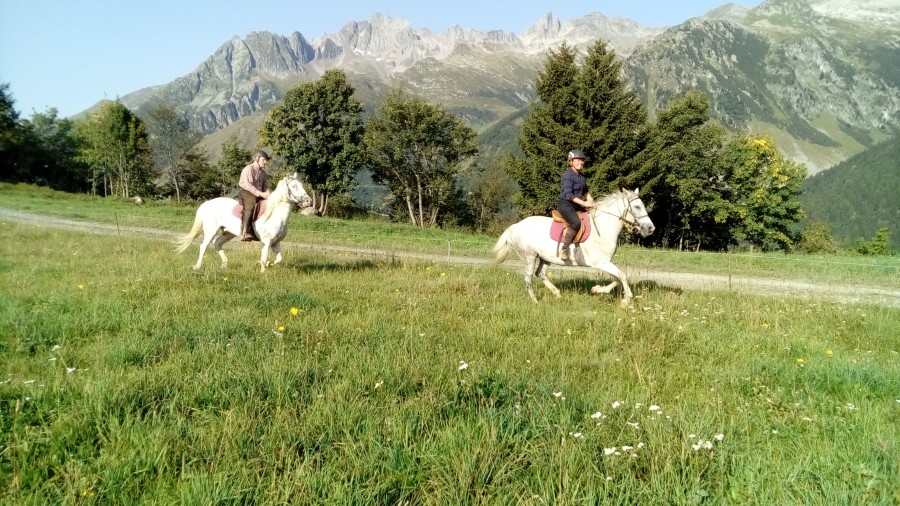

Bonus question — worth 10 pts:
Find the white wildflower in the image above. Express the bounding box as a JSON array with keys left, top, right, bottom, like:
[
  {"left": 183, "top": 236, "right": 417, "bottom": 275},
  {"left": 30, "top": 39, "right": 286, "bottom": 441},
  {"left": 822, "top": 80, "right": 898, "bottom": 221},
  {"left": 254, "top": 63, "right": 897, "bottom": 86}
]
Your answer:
[
  {"left": 612, "top": 401, "right": 622, "bottom": 409},
  {"left": 714, "top": 434, "right": 724, "bottom": 441},
  {"left": 591, "top": 411, "right": 604, "bottom": 419},
  {"left": 604, "top": 447, "right": 617, "bottom": 455},
  {"left": 458, "top": 361, "right": 469, "bottom": 371}
]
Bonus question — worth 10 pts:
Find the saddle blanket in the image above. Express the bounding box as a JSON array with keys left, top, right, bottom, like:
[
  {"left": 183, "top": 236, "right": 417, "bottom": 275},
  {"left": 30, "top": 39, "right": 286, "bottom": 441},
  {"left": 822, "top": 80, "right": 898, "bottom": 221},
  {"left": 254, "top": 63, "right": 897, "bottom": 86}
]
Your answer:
[
  {"left": 231, "top": 199, "right": 268, "bottom": 220},
  {"left": 549, "top": 211, "right": 591, "bottom": 243}
]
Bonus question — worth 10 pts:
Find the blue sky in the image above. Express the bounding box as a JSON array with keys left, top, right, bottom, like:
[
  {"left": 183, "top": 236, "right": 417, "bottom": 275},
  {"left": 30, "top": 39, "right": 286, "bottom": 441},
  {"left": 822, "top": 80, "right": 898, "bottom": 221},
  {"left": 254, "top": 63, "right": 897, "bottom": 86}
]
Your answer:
[{"left": 0, "top": 0, "right": 759, "bottom": 118}]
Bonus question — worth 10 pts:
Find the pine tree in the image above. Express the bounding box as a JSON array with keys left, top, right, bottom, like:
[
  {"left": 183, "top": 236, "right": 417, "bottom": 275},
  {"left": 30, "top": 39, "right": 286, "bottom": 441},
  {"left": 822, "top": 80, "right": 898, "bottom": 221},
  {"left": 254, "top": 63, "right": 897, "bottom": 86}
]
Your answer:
[{"left": 506, "top": 40, "right": 647, "bottom": 215}]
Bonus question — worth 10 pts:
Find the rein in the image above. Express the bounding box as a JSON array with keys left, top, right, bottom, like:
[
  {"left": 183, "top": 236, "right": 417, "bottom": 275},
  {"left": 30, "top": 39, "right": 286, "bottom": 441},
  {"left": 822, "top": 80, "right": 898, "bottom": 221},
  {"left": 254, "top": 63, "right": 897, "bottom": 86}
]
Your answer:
[{"left": 593, "top": 194, "right": 648, "bottom": 233}]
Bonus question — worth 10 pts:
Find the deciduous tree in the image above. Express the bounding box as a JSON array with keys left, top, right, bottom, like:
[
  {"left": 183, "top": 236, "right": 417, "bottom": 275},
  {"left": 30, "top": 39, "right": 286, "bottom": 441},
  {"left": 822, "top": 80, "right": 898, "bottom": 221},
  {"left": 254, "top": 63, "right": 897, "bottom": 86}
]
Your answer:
[
  {"left": 144, "top": 103, "right": 202, "bottom": 201},
  {"left": 630, "top": 91, "right": 730, "bottom": 250},
  {"left": 719, "top": 133, "right": 806, "bottom": 251},
  {"left": 76, "top": 100, "right": 153, "bottom": 198},
  {"left": 365, "top": 90, "right": 477, "bottom": 227},
  {"left": 260, "top": 69, "right": 365, "bottom": 215}
]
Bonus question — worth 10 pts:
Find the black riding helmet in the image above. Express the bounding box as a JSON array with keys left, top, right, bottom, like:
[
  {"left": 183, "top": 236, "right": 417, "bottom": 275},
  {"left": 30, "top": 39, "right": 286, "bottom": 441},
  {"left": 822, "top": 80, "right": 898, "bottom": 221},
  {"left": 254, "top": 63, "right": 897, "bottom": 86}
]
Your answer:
[
  {"left": 567, "top": 149, "right": 587, "bottom": 161},
  {"left": 252, "top": 149, "right": 271, "bottom": 160}
]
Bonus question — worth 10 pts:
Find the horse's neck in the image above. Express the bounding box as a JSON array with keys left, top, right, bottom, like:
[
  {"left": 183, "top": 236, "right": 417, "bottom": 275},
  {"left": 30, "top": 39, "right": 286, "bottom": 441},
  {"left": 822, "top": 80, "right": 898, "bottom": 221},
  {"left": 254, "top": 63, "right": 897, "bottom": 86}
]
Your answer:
[
  {"left": 260, "top": 185, "right": 290, "bottom": 220},
  {"left": 587, "top": 201, "right": 625, "bottom": 248}
]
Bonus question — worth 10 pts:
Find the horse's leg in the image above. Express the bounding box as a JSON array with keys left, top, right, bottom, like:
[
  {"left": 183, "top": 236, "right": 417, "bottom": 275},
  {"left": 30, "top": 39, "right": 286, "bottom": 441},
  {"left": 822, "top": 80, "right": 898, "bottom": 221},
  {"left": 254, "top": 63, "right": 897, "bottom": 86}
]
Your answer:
[
  {"left": 271, "top": 242, "right": 284, "bottom": 265},
  {"left": 212, "top": 233, "right": 232, "bottom": 269},
  {"left": 259, "top": 241, "right": 271, "bottom": 273},
  {"left": 522, "top": 253, "right": 540, "bottom": 303},
  {"left": 590, "top": 281, "right": 620, "bottom": 295},
  {"left": 591, "top": 260, "right": 633, "bottom": 307},
  {"left": 193, "top": 231, "right": 215, "bottom": 270},
  {"left": 535, "top": 259, "right": 561, "bottom": 299}
]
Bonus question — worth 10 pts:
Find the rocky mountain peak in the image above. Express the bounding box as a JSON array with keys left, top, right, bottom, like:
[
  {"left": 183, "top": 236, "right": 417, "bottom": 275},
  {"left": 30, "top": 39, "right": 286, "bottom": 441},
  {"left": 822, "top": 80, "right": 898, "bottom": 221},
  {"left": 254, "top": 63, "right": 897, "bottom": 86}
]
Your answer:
[
  {"left": 115, "top": 4, "right": 897, "bottom": 175},
  {"left": 522, "top": 12, "right": 561, "bottom": 40}
]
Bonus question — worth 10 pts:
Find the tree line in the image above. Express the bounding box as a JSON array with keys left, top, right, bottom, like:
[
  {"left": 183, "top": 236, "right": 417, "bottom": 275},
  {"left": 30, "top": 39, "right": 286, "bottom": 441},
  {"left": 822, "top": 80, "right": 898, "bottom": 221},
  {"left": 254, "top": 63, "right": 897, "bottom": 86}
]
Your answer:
[{"left": 1, "top": 39, "right": 848, "bottom": 253}]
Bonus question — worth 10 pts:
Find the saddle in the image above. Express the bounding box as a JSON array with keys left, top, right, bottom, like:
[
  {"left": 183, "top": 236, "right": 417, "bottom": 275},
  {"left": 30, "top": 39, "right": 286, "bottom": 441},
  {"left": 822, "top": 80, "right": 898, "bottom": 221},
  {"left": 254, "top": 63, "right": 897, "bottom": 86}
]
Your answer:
[
  {"left": 231, "top": 200, "right": 268, "bottom": 241},
  {"left": 549, "top": 210, "right": 591, "bottom": 243},
  {"left": 231, "top": 199, "right": 268, "bottom": 220}
]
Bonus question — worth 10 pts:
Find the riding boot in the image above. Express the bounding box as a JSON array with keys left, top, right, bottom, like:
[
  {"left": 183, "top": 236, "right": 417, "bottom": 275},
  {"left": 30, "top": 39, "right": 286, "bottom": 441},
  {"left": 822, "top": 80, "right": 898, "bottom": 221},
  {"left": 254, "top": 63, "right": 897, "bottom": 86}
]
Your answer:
[
  {"left": 560, "top": 228, "right": 577, "bottom": 261},
  {"left": 240, "top": 215, "right": 253, "bottom": 241}
]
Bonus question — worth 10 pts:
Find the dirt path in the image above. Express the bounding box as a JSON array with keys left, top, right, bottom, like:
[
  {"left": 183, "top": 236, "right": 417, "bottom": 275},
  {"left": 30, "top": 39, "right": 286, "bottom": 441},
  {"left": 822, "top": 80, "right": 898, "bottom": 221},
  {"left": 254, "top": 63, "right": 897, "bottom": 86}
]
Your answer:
[{"left": 3, "top": 208, "right": 899, "bottom": 308}]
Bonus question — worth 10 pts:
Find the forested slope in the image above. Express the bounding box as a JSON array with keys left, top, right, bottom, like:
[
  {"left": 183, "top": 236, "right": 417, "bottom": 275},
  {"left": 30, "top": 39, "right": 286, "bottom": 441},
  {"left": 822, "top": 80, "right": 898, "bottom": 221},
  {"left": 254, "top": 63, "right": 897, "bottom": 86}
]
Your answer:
[{"left": 801, "top": 137, "right": 899, "bottom": 249}]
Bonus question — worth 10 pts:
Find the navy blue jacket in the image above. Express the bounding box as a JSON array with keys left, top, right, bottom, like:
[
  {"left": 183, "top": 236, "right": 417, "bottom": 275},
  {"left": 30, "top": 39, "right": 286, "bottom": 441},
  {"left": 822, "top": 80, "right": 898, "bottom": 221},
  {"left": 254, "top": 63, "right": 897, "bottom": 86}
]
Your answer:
[{"left": 559, "top": 167, "right": 587, "bottom": 202}]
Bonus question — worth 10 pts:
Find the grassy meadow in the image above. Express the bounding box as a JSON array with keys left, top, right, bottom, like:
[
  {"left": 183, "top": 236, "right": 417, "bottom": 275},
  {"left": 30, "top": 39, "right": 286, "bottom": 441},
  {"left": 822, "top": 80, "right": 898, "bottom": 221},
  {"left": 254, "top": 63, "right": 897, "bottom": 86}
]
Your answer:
[
  {"left": 1, "top": 188, "right": 898, "bottom": 503},
  {"left": 2, "top": 182, "right": 899, "bottom": 290}
]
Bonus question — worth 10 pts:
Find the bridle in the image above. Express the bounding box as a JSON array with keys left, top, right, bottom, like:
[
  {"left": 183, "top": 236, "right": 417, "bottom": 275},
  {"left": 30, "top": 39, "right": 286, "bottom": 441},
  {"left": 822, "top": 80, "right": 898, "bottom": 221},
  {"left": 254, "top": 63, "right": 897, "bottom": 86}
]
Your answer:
[
  {"left": 592, "top": 192, "right": 649, "bottom": 233},
  {"left": 284, "top": 176, "right": 310, "bottom": 206}
]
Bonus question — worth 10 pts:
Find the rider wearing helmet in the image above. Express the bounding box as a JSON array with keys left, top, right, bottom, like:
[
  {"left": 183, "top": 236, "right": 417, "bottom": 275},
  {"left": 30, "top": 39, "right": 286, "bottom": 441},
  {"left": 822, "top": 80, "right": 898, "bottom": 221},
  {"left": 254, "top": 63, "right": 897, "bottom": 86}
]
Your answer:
[
  {"left": 557, "top": 149, "right": 594, "bottom": 261},
  {"left": 238, "top": 149, "right": 272, "bottom": 241}
]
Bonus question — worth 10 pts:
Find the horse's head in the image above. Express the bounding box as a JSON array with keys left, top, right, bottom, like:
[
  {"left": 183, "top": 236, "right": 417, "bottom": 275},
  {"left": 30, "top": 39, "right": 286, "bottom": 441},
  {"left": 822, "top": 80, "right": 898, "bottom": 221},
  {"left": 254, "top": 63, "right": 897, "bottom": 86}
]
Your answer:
[
  {"left": 620, "top": 188, "right": 655, "bottom": 237},
  {"left": 284, "top": 172, "right": 313, "bottom": 209}
]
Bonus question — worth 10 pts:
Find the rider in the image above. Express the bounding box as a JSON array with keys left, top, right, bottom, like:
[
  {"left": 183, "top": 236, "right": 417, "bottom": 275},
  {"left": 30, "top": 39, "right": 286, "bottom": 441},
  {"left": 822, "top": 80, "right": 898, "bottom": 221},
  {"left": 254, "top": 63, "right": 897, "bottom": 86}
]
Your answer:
[
  {"left": 239, "top": 149, "right": 272, "bottom": 241},
  {"left": 557, "top": 149, "right": 594, "bottom": 261}
]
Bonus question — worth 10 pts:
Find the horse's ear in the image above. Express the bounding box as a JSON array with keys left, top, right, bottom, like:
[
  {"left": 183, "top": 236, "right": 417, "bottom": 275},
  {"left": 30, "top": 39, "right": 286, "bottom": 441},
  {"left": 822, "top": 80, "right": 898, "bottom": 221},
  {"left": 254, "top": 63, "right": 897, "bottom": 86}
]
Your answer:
[{"left": 634, "top": 188, "right": 640, "bottom": 196}]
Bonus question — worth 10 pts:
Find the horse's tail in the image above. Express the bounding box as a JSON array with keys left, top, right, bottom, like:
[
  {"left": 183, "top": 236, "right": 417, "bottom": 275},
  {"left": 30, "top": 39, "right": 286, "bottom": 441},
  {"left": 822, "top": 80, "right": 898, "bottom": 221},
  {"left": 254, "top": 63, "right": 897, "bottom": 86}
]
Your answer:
[
  {"left": 174, "top": 212, "right": 203, "bottom": 253},
  {"left": 492, "top": 226, "right": 512, "bottom": 263}
]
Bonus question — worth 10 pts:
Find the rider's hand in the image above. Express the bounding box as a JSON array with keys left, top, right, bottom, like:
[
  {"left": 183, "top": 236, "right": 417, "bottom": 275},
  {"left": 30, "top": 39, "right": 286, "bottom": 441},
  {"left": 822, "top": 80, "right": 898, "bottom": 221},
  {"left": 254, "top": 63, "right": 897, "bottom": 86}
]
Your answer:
[{"left": 262, "top": 191, "right": 271, "bottom": 198}]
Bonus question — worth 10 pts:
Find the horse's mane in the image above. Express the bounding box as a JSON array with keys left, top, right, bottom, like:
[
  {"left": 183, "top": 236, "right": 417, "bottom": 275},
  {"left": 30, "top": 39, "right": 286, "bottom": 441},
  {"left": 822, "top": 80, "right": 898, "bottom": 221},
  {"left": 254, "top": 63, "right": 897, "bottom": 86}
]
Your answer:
[
  {"left": 259, "top": 177, "right": 288, "bottom": 221},
  {"left": 592, "top": 189, "right": 627, "bottom": 211}
]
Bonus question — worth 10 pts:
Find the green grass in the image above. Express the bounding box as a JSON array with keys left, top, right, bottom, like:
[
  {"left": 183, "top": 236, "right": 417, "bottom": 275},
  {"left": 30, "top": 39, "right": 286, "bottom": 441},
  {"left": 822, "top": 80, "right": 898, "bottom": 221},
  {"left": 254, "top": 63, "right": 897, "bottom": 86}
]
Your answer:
[
  {"left": 1, "top": 221, "right": 898, "bottom": 504},
  {"left": 2, "top": 182, "right": 898, "bottom": 290}
]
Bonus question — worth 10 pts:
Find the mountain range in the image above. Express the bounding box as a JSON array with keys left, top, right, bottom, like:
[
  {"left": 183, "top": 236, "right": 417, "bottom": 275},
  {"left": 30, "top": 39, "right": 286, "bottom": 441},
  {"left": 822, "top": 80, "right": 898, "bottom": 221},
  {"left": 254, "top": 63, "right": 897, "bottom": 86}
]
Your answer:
[{"left": 115, "top": 0, "right": 900, "bottom": 175}]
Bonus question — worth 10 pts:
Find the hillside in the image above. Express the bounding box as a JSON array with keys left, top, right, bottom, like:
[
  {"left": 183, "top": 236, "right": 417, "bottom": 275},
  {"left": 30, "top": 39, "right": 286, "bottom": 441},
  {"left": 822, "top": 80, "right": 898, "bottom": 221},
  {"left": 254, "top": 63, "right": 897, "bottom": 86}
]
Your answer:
[
  {"left": 111, "top": 0, "right": 900, "bottom": 177},
  {"left": 800, "top": 136, "right": 900, "bottom": 248}
]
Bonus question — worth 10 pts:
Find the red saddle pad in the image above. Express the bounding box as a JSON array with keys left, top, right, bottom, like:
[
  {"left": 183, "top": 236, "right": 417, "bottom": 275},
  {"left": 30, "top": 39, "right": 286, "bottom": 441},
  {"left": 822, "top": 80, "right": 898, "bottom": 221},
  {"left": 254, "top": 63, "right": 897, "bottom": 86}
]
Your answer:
[
  {"left": 549, "top": 212, "right": 591, "bottom": 242},
  {"left": 232, "top": 199, "right": 268, "bottom": 219}
]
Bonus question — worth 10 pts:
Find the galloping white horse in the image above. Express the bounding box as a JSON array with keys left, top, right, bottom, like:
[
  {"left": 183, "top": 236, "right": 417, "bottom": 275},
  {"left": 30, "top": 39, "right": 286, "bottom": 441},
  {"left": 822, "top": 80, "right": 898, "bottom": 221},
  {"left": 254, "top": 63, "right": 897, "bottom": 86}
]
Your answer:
[
  {"left": 493, "top": 188, "right": 655, "bottom": 306},
  {"left": 175, "top": 172, "right": 312, "bottom": 272}
]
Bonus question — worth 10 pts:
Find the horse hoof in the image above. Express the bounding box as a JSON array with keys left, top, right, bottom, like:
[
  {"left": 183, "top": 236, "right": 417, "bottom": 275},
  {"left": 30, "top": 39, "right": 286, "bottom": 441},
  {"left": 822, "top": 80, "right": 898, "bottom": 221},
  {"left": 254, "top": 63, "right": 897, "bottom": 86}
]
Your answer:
[{"left": 192, "top": 265, "right": 201, "bottom": 271}]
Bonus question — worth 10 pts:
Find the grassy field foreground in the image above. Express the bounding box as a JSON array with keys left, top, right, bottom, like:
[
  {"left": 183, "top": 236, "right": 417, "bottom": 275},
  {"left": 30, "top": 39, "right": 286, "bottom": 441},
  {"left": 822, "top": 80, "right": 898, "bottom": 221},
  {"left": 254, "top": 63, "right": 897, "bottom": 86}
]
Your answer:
[{"left": 0, "top": 221, "right": 898, "bottom": 504}]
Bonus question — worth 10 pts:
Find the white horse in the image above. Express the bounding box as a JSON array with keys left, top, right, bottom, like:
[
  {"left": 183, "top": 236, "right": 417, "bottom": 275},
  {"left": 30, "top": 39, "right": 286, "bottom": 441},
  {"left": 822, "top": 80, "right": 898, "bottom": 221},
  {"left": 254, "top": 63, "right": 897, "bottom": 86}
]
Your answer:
[
  {"left": 175, "top": 173, "right": 312, "bottom": 272},
  {"left": 493, "top": 188, "right": 655, "bottom": 307}
]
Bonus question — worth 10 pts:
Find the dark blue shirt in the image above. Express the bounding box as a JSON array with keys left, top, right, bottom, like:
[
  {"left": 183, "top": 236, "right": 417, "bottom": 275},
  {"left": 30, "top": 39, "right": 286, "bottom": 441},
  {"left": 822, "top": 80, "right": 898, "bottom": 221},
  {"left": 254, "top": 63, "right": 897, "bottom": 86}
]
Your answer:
[{"left": 559, "top": 167, "right": 587, "bottom": 202}]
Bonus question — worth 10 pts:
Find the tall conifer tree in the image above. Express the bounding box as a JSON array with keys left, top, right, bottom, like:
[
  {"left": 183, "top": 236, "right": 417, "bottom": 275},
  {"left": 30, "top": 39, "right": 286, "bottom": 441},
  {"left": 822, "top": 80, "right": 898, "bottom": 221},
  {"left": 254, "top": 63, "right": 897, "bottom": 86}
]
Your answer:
[{"left": 506, "top": 40, "right": 647, "bottom": 215}]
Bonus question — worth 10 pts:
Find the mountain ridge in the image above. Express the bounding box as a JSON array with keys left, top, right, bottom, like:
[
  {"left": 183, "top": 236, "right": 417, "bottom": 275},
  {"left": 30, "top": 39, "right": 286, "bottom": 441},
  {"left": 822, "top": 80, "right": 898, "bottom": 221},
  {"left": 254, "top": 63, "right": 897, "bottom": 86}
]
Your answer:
[{"left": 111, "top": 0, "right": 900, "bottom": 174}]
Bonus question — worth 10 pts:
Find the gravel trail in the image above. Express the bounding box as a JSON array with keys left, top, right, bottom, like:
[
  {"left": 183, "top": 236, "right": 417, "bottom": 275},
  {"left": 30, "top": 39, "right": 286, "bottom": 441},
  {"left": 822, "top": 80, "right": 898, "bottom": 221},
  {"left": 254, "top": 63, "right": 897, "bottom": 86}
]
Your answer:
[{"left": 3, "top": 208, "right": 898, "bottom": 308}]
